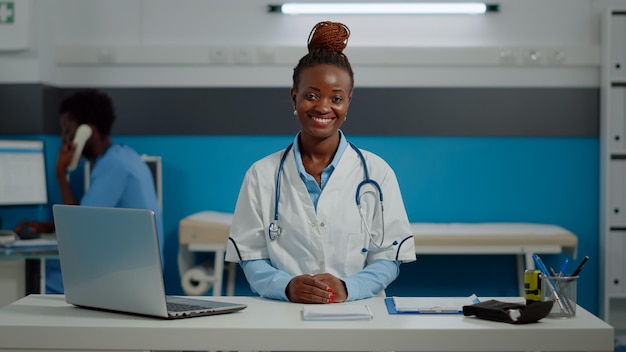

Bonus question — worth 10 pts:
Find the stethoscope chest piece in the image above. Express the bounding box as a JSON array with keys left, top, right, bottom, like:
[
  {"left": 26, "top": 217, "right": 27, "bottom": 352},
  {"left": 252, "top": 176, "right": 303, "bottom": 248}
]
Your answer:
[{"left": 268, "top": 222, "right": 281, "bottom": 240}]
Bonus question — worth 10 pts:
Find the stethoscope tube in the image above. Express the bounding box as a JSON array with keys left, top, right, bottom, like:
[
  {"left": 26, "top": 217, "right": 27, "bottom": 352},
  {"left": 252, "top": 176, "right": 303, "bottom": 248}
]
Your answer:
[
  {"left": 269, "top": 141, "right": 396, "bottom": 252},
  {"left": 269, "top": 143, "right": 293, "bottom": 241}
]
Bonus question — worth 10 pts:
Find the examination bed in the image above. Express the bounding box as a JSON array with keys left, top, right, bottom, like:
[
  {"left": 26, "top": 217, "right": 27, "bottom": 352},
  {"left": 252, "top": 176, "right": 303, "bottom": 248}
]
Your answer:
[{"left": 178, "top": 211, "right": 578, "bottom": 296}]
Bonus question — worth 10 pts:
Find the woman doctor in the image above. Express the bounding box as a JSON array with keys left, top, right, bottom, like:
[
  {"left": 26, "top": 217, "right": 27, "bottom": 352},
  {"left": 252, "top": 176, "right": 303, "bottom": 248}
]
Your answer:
[{"left": 225, "top": 21, "right": 416, "bottom": 304}]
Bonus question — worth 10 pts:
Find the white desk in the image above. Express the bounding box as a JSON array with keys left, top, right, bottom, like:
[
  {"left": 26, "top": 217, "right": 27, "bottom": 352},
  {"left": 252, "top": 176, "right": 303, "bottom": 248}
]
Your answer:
[
  {"left": 178, "top": 211, "right": 578, "bottom": 297},
  {"left": 0, "top": 294, "right": 613, "bottom": 352},
  {"left": 0, "top": 245, "right": 58, "bottom": 306}
]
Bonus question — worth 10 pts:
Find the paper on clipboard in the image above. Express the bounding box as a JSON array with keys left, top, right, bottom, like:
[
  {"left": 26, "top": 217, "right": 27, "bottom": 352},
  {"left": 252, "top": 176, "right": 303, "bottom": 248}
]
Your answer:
[{"left": 392, "top": 294, "right": 479, "bottom": 313}]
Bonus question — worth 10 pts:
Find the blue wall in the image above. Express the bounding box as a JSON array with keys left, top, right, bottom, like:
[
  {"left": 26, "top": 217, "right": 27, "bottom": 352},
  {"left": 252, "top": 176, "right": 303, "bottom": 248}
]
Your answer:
[{"left": 0, "top": 134, "right": 600, "bottom": 314}]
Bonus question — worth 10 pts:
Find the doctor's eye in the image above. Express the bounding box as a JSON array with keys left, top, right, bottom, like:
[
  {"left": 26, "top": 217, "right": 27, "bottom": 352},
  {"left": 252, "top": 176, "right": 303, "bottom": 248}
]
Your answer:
[
  {"left": 332, "top": 96, "right": 345, "bottom": 104},
  {"left": 304, "top": 93, "right": 319, "bottom": 101}
]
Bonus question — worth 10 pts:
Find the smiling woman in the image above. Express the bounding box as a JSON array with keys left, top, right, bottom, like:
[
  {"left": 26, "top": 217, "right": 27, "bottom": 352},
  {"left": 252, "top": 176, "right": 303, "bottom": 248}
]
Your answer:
[{"left": 225, "top": 21, "right": 416, "bottom": 305}]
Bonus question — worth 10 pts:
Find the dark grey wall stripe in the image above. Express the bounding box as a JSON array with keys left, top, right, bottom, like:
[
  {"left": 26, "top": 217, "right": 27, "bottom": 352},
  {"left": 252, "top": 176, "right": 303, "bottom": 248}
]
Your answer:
[
  {"left": 0, "top": 84, "right": 45, "bottom": 134},
  {"left": 1, "top": 84, "right": 598, "bottom": 137}
]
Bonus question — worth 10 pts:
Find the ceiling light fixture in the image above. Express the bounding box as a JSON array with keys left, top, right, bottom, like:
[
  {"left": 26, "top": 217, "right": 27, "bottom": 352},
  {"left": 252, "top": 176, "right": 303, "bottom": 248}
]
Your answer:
[{"left": 268, "top": 2, "right": 499, "bottom": 15}]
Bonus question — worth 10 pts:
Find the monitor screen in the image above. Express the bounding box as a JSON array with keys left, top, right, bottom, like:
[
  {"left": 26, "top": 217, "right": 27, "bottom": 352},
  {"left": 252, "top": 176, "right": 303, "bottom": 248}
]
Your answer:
[{"left": 0, "top": 140, "right": 49, "bottom": 206}]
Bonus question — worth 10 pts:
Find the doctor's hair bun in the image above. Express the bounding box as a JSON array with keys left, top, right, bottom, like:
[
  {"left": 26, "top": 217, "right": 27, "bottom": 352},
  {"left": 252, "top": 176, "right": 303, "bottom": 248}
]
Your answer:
[
  {"left": 292, "top": 21, "right": 354, "bottom": 90},
  {"left": 307, "top": 21, "right": 350, "bottom": 54}
]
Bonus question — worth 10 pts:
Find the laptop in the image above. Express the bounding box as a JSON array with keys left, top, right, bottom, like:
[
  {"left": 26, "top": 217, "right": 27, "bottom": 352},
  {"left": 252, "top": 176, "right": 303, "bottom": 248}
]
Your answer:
[{"left": 52, "top": 204, "right": 247, "bottom": 319}]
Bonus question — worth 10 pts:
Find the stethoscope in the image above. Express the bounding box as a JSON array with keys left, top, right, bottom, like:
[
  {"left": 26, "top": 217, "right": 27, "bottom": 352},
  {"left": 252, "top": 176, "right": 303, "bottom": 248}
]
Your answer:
[{"left": 268, "top": 141, "right": 397, "bottom": 253}]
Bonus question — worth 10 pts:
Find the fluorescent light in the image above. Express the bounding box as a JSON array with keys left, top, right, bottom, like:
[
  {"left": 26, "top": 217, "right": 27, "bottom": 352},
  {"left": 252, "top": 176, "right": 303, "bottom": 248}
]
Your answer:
[{"left": 268, "top": 3, "right": 499, "bottom": 15}]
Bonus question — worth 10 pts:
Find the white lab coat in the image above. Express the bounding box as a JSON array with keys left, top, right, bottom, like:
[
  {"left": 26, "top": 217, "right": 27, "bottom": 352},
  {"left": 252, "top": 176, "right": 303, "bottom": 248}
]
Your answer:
[{"left": 225, "top": 144, "right": 416, "bottom": 278}]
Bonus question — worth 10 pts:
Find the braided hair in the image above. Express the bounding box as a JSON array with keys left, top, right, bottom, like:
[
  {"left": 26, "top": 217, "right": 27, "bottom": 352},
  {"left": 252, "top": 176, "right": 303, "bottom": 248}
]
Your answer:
[{"left": 292, "top": 21, "right": 354, "bottom": 90}]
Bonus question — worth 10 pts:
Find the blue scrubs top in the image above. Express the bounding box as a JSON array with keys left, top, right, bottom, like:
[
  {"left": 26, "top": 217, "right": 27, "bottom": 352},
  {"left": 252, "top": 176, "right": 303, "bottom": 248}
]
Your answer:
[{"left": 46, "top": 144, "right": 164, "bottom": 294}]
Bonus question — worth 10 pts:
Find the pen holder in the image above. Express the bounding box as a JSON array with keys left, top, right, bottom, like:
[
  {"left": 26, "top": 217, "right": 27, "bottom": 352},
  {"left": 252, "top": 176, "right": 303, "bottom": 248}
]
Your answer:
[{"left": 541, "top": 276, "right": 578, "bottom": 318}]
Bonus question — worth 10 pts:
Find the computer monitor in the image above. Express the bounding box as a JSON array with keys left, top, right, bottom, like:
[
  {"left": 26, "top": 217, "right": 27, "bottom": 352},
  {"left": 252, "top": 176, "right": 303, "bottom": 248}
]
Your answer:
[{"left": 0, "top": 139, "right": 49, "bottom": 206}]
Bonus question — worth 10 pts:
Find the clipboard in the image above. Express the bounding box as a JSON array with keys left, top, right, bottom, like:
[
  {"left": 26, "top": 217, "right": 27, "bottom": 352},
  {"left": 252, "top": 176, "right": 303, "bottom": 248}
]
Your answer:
[{"left": 385, "top": 294, "right": 480, "bottom": 315}]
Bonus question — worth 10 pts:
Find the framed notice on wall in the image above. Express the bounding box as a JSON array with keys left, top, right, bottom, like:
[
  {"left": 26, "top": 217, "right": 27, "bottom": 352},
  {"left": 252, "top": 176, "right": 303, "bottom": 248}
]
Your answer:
[{"left": 0, "top": 0, "right": 28, "bottom": 51}]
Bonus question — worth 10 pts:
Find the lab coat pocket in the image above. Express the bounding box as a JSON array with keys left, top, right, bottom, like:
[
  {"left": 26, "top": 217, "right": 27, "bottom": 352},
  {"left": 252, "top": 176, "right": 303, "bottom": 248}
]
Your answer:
[{"left": 343, "top": 232, "right": 368, "bottom": 275}]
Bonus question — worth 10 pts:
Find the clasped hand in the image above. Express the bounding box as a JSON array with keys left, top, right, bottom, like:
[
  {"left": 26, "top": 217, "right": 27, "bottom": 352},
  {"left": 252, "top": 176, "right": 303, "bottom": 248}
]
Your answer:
[{"left": 286, "top": 273, "right": 347, "bottom": 304}]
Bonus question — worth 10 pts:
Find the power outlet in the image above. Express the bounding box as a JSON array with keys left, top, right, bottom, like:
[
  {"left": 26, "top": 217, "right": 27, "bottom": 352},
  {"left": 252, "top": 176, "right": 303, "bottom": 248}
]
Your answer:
[
  {"left": 498, "top": 50, "right": 517, "bottom": 65},
  {"left": 209, "top": 47, "right": 230, "bottom": 64},
  {"left": 232, "top": 47, "right": 254, "bottom": 64},
  {"left": 547, "top": 50, "right": 566, "bottom": 65},
  {"left": 97, "top": 47, "right": 116, "bottom": 63},
  {"left": 523, "top": 50, "right": 543, "bottom": 65},
  {"left": 256, "top": 47, "right": 276, "bottom": 64}
]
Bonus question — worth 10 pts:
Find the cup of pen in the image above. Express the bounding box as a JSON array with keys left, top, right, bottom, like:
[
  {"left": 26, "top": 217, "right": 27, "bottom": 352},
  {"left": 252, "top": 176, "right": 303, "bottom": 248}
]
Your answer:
[{"left": 541, "top": 275, "right": 578, "bottom": 318}]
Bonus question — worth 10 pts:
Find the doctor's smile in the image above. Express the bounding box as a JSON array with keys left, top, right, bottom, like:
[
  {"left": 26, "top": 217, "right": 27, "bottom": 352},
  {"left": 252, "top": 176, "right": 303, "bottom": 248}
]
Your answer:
[{"left": 309, "top": 115, "right": 336, "bottom": 126}]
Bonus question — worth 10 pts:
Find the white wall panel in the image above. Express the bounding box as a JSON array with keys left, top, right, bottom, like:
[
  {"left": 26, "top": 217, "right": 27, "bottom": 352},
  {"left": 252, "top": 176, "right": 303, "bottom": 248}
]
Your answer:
[
  {"left": 51, "top": 0, "right": 142, "bottom": 45},
  {"left": 3, "top": 0, "right": 624, "bottom": 86},
  {"left": 0, "top": 56, "right": 39, "bottom": 82}
]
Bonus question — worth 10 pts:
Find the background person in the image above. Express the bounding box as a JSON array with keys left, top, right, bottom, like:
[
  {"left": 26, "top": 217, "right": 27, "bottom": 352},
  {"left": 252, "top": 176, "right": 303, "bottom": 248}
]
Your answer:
[
  {"left": 225, "top": 21, "right": 416, "bottom": 304},
  {"left": 15, "top": 89, "right": 163, "bottom": 294}
]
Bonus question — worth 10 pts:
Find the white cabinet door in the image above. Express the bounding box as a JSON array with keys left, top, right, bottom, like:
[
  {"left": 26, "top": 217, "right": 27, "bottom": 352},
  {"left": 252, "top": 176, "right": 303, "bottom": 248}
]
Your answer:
[
  {"left": 610, "top": 87, "right": 626, "bottom": 153},
  {"left": 609, "top": 160, "right": 626, "bottom": 227},
  {"left": 608, "top": 231, "right": 626, "bottom": 296},
  {"left": 610, "top": 14, "right": 626, "bottom": 81}
]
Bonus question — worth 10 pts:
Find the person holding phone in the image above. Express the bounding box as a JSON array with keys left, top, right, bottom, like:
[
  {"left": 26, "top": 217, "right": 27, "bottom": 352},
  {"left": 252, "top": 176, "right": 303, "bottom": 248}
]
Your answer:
[
  {"left": 14, "top": 89, "right": 163, "bottom": 294},
  {"left": 225, "top": 21, "right": 416, "bottom": 303}
]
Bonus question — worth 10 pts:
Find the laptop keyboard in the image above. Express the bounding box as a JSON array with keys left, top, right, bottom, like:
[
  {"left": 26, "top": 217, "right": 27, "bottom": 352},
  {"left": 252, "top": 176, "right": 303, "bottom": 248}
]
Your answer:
[{"left": 167, "top": 302, "right": 210, "bottom": 312}]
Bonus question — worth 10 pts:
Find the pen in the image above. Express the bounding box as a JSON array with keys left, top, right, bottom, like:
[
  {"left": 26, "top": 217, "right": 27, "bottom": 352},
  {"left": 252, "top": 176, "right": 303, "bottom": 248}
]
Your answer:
[
  {"left": 532, "top": 254, "right": 572, "bottom": 314},
  {"left": 531, "top": 254, "right": 551, "bottom": 278},
  {"left": 548, "top": 266, "right": 557, "bottom": 277},
  {"left": 570, "top": 255, "right": 589, "bottom": 277},
  {"left": 558, "top": 259, "right": 569, "bottom": 277}
]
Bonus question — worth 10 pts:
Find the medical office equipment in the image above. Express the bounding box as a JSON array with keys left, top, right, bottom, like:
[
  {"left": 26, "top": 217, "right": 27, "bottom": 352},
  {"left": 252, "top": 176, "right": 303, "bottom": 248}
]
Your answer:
[
  {"left": 178, "top": 213, "right": 577, "bottom": 297},
  {"left": 269, "top": 142, "right": 397, "bottom": 252}
]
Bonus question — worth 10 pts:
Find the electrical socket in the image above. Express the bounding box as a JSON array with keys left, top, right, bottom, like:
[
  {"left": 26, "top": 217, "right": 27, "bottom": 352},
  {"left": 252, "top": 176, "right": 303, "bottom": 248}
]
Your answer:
[
  {"left": 498, "top": 50, "right": 517, "bottom": 65},
  {"left": 232, "top": 47, "right": 254, "bottom": 64},
  {"left": 547, "top": 50, "right": 566, "bottom": 65},
  {"left": 209, "top": 47, "right": 230, "bottom": 64},
  {"left": 256, "top": 47, "right": 276, "bottom": 64},
  {"left": 97, "top": 47, "right": 116, "bottom": 63},
  {"left": 523, "top": 49, "right": 543, "bottom": 65}
]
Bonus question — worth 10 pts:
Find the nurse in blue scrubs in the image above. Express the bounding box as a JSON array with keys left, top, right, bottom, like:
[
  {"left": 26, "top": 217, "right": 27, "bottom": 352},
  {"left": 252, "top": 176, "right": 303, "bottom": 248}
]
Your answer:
[{"left": 14, "top": 89, "right": 163, "bottom": 293}]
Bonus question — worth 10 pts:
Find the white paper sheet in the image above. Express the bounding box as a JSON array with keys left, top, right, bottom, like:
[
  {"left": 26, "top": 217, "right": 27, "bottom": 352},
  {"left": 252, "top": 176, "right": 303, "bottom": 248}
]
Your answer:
[{"left": 302, "top": 304, "right": 373, "bottom": 321}]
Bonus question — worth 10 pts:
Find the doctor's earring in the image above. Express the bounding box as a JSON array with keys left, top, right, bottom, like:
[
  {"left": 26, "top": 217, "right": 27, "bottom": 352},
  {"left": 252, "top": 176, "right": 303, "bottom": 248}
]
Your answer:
[
  {"left": 293, "top": 109, "right": 297, "bottom": 116},
  {"left": 344, "top": 114, "right": 348, "bottom": 121}
]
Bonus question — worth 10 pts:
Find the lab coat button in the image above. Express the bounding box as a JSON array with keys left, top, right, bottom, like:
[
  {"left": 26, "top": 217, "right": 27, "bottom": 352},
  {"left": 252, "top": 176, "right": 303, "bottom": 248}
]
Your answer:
[{"left": 320, "top": 222, "right": 325, "bottom": 227}]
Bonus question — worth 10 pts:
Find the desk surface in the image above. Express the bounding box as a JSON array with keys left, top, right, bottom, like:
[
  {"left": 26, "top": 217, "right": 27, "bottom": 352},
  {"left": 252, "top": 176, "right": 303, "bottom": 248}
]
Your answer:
[
  {"left": 0, "top": 237, "right": 58, "bottom": 260},
  {"left": 0, "top": 295, "right": 614, "bottom": 352}
]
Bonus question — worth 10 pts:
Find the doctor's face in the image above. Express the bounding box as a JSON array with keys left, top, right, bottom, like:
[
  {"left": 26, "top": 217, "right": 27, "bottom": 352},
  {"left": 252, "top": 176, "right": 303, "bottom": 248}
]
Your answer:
[{"left": 291, "top": 64, "right": 352, "bottom": 141}]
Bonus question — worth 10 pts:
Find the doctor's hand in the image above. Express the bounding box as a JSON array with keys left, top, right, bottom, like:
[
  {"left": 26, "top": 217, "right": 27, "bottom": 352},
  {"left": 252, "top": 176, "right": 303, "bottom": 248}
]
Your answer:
[
  {"left": 286, "top": 275, "right": 337, "bottom": 304},
  {"left": 312, "top": 273, "right": 348, "bottom": 303}
]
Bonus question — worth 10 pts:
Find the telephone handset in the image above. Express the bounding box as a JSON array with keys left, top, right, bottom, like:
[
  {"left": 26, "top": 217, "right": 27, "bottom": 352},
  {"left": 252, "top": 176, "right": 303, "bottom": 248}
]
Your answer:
[{"left": 67, "top": 124, "right": 93, "bottom": 172}]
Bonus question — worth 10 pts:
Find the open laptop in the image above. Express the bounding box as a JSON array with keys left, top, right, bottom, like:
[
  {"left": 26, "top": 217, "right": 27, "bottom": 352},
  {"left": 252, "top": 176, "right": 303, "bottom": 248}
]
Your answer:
[{"left": 52, "top": 204, "right": 247, "bottom": 319}]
